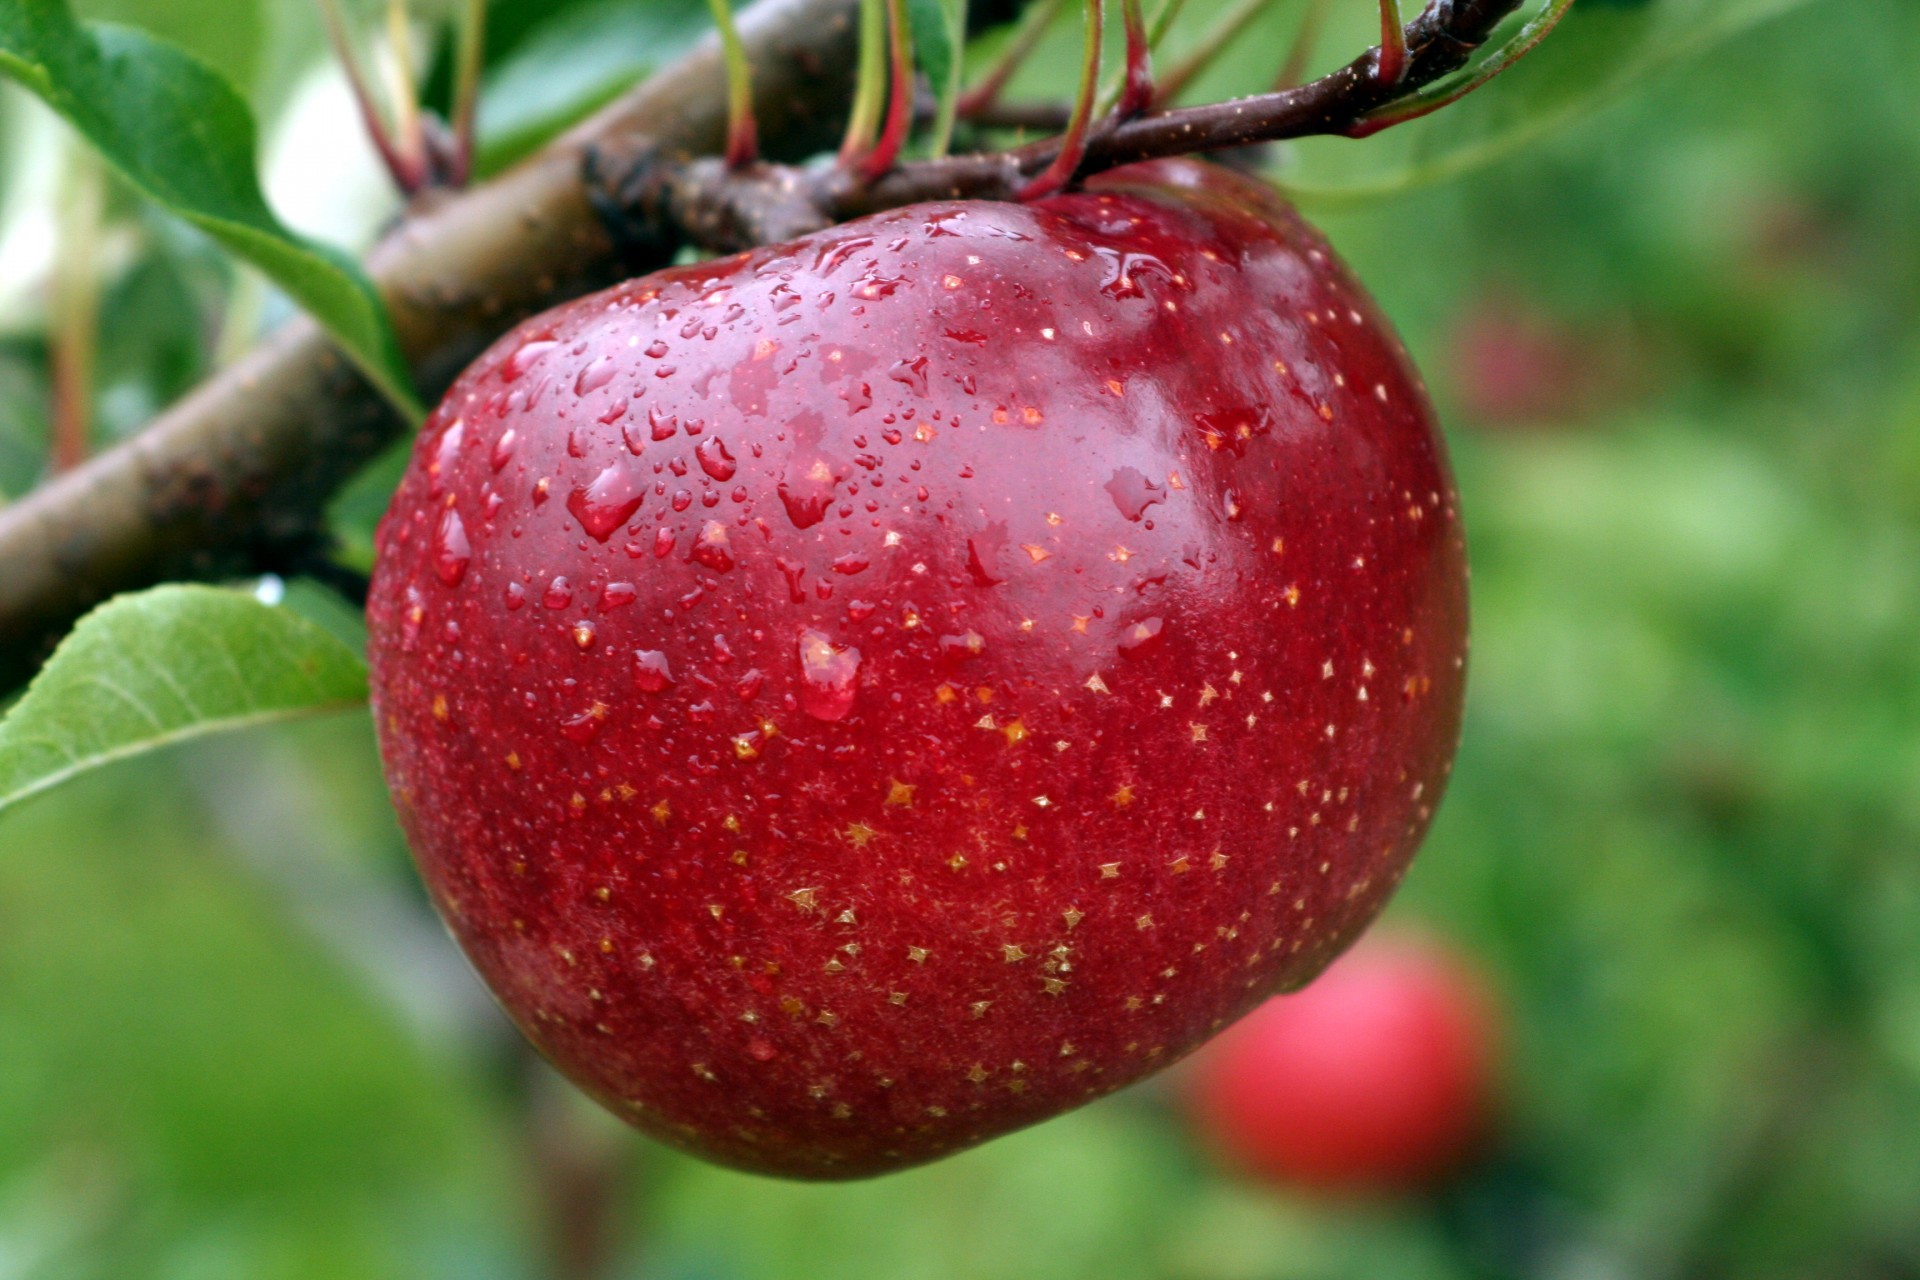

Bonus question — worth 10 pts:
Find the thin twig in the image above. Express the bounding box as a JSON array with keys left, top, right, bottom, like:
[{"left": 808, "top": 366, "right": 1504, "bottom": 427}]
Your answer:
[
  {"left": 49, "top": 149, "right": 103, "bottom": 474},
  {"left": 1274, "top": 0, "right": 1331, "bottom": 90},
  {"left": 0, "top": 0, "right": 862, "bottom": 690},
  {"left": 861, "top": 0, "right": 916, "bottom": 179},
  {"left": 316, "top": 0, "right": 425, "bottom": 192},
  {"left": 1153, "top": 0, "right": 1280, "bottom": 107},
  {"left": 448, "top": 0, "right": 487, "bottom": 186},
  {"left": 1016, "top": 0, "right": 1104, "bottom": 199},
  {"left": 955, "top": 0, "right": 1065, "bottom": 119}
]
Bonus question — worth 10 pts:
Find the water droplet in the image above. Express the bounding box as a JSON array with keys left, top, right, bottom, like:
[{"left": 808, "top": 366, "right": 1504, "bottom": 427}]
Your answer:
[
  {"left": 691, "top": 521, "right": 735, "bottom": 572},
  {"left": 650, "top": 406, "right": 679, "bottom": 441},
  {"left": 503, "top": 338, "right": 557, "bottom": 381},
  {"left": 671, "top": 490, "right": 693, "bottom": 513},
  {"left": 432, "top": 507, "right": 472, "bottom": 586},
  {"left": 798, "top": 629, "right": 861, "bottom": 721},
  {"left": 575, "top": 356, "right": 617, "bottom": 395},
  {"left": 695, "top": 437, "right": 737, "bottom": 481},
  {"left": 568, "top": 463, "right": 647, "bottom": 542},
  {"left": 888, "top": 357, "right": 929, "bottom": 397},
  {"left": 400, "top": 584, "right": 425, "bottom": 650},
  {"left": 543, "top": 576, "right": 574, "bottom": 609},
  {"left": 1118, "top": 616, "right": 1165, "bottom": 659},
  {"left": 777, "top": 457, "right": 840, "bottom": 529},
  {"left": 966, "top": 526, "right": 1007, "bottom": 586},
  {"left": 429, "top": 418, "right": 465, "bottom": 495},
  {"left": 572, "top": 620, "right": 597, "bottom": 650},
  {"left": 600, "top": 581, "right": 637, "bottom": 611},
  {"left": 645, "top": 339, "right": 670, "bottom": 359},
  {"left": 490, "top": 428, "right": 516, "bottom": 472},
  {"left": 634, "top": 649, "right": 674, "bottom": 691},
  {"left": 1105, "top": 467, "right": 1167, "bottom": 522},
  {"left": 505, "top": 582, "right": 527, "bottom": 611},
  {"left": 831, "top": 552, "right": 869, "bottom": 575},
  {"left": 813, "top": 236, "right": 875, "bottom": 276},
  {"left": 560, "top": 703, "right": 606, "bottom": 743}
]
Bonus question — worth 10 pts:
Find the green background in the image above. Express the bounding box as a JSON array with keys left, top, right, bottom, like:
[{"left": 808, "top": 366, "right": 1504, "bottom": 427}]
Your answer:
[{"left": 3, "top": 0, "right": 1919, "bottom": 1275}]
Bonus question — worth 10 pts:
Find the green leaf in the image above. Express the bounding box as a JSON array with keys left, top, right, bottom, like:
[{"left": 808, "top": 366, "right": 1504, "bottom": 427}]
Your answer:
[
  {"left": 0, "top": 584, "right": 368, "bottom": 817},
  {"left": 0, "top": 0, "right": 421, "bottom": 416},
  {"left": 907, "top": 0, "right": 965, "bottom": 157},
  {"left": 470, "top": 0, "right": 710, "bottom": 175},
  {"left": 1278, "top": 0, "right": 1819, "bottom": 201}
]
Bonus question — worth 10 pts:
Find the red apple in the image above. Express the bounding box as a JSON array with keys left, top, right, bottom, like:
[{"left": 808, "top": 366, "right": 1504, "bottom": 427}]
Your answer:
[
  {"left": 366, "top": 158, "right": 1468, "bottom": 1178},
  {"left": 1185, "top": 930, "right": 1501, "bottom": 1193}
]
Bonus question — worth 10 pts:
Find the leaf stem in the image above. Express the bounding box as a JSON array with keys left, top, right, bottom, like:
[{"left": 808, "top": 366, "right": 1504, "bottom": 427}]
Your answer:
[
  {"left": 49, "top": 148, "right": 103, "bottom": 475},
  {"left": 1114, "top": 0, "right": 1153, "bottom": 118},
  {"left": 448, "top": 0, "right": 487, "bottom": 186},
  {"left": 838, "top": 0, "right": 889, "bottom": 166},
  {"left": 956, "top": 0, "right": 1064, "bottom": 119},
  {"left": 1273, "top": 0, "right": 1330, "bottom": 90},
  {"left": 1349, "top": 0, "right": 1572, "bottom": 135},
  {"left": 860, "top": 0, "right": 916, "bottom": 179},
  {"left": 314, "top": 0, "right": 424, "bottom": 193},
  {"left": 1016, "top": 0, "right": 1103, "bottom": 199},
  {"left": 383, "top": 0, "right": 431, "bottom": 188},
  {"left": 1376, "top": 0, "right": 1407, "bottom": 85},
  {"left": 708, "top": 0, "right": 762, "bottom": 167}
]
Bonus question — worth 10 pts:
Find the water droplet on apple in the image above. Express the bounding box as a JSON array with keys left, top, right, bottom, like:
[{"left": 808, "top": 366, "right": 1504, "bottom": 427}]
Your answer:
[
  {"left": 490, "top": 428, "right": 516, "bottom": 472},
  {"left": 695, "top": 437, "right": 737, "bottom": 481},
  {"left": 568, "top": 463, "right": 647, "bottom": 542},
  {"left": 1118, "top": 616, "right": 1165, "bottom": 659},
  {"left": 691, "top": 521, "right": 735, "bottom": 573},
  {"left": 429, "top": 418, "right": 465, "bottom": 495},
  {"left": 575, "top": 356, "right": 617, "bottom": 395},
  {"left": 1105, "top": 466, "right": 1167, "bottom": 522},
  {"left": 503, "top": 338, "right": 557, "bottom": 382},
  {"left": 798, "top": 629, "right": 860, "bottom": 721},
  {"left": 432, "top": 507, "right": 471, "bottom": 586},
  {"left": 634, "top": 649, "right": 674, "bottom": 691}
]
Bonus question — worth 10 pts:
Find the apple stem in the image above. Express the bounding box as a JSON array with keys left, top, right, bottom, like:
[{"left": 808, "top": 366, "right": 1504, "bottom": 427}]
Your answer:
[
  {"left": 955, "top": 0, "right": 1065, "bottom": 121},
  {"left": 837, "top": 0, "right": 889, "bottom": 167},
  {"left": 708, "top": 0, "right": 763, "bottom": 168},
  {"left": 447, "top": 0, "right": 487, "bottom": 186},
  {"left": 315, "top": 0, "right": 429, "bottom": 194},
  {"left": 1273, "top": 0, "right": 1332, "bottom": 92},
  {"left": 1152, "top": 0, "right": 1279, "bottom": 108},
  {"left": 1016, "top": 0, "right": 1105, "bottom": 199},
  {"left": 860, "top": 0, "right": 917, "bottom": 180},
  {"left": 1377, "top": 0, "right": 1409, "bottom": 86}
]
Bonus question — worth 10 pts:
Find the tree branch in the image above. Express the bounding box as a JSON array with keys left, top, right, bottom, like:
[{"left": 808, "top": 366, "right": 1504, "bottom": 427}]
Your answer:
[
  {"left": 0, "top": 0, "right": 1528, "bottom": 692},
  {"left": 0, "top": 0, "right": 860, "bottom": 691},
  {"left": 638, "top": 0, "right": 1526, "bottom": 246}
]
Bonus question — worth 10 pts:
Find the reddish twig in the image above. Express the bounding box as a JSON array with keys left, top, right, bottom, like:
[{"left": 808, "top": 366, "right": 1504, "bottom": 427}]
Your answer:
[
  {"left": 861, "top": 0, "right": 916, "bottom": 180},
  {"left": 1114, "top": 0, "right": 1154, "bottom": 118},
  {"left": 1016, "top": 0, "right": 1104, "bottom": 199}
]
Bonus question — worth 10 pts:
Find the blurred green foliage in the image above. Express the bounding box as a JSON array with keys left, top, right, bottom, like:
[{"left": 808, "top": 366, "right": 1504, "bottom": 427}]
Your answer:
[{"left": 3, "top": 0, "right": 1920, "bottom": 1276}]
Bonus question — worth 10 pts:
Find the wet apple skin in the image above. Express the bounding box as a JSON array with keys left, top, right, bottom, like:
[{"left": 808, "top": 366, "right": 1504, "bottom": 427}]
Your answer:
[{"left": 367, "top": 158, "right": 1468, "bottom": 1179}]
